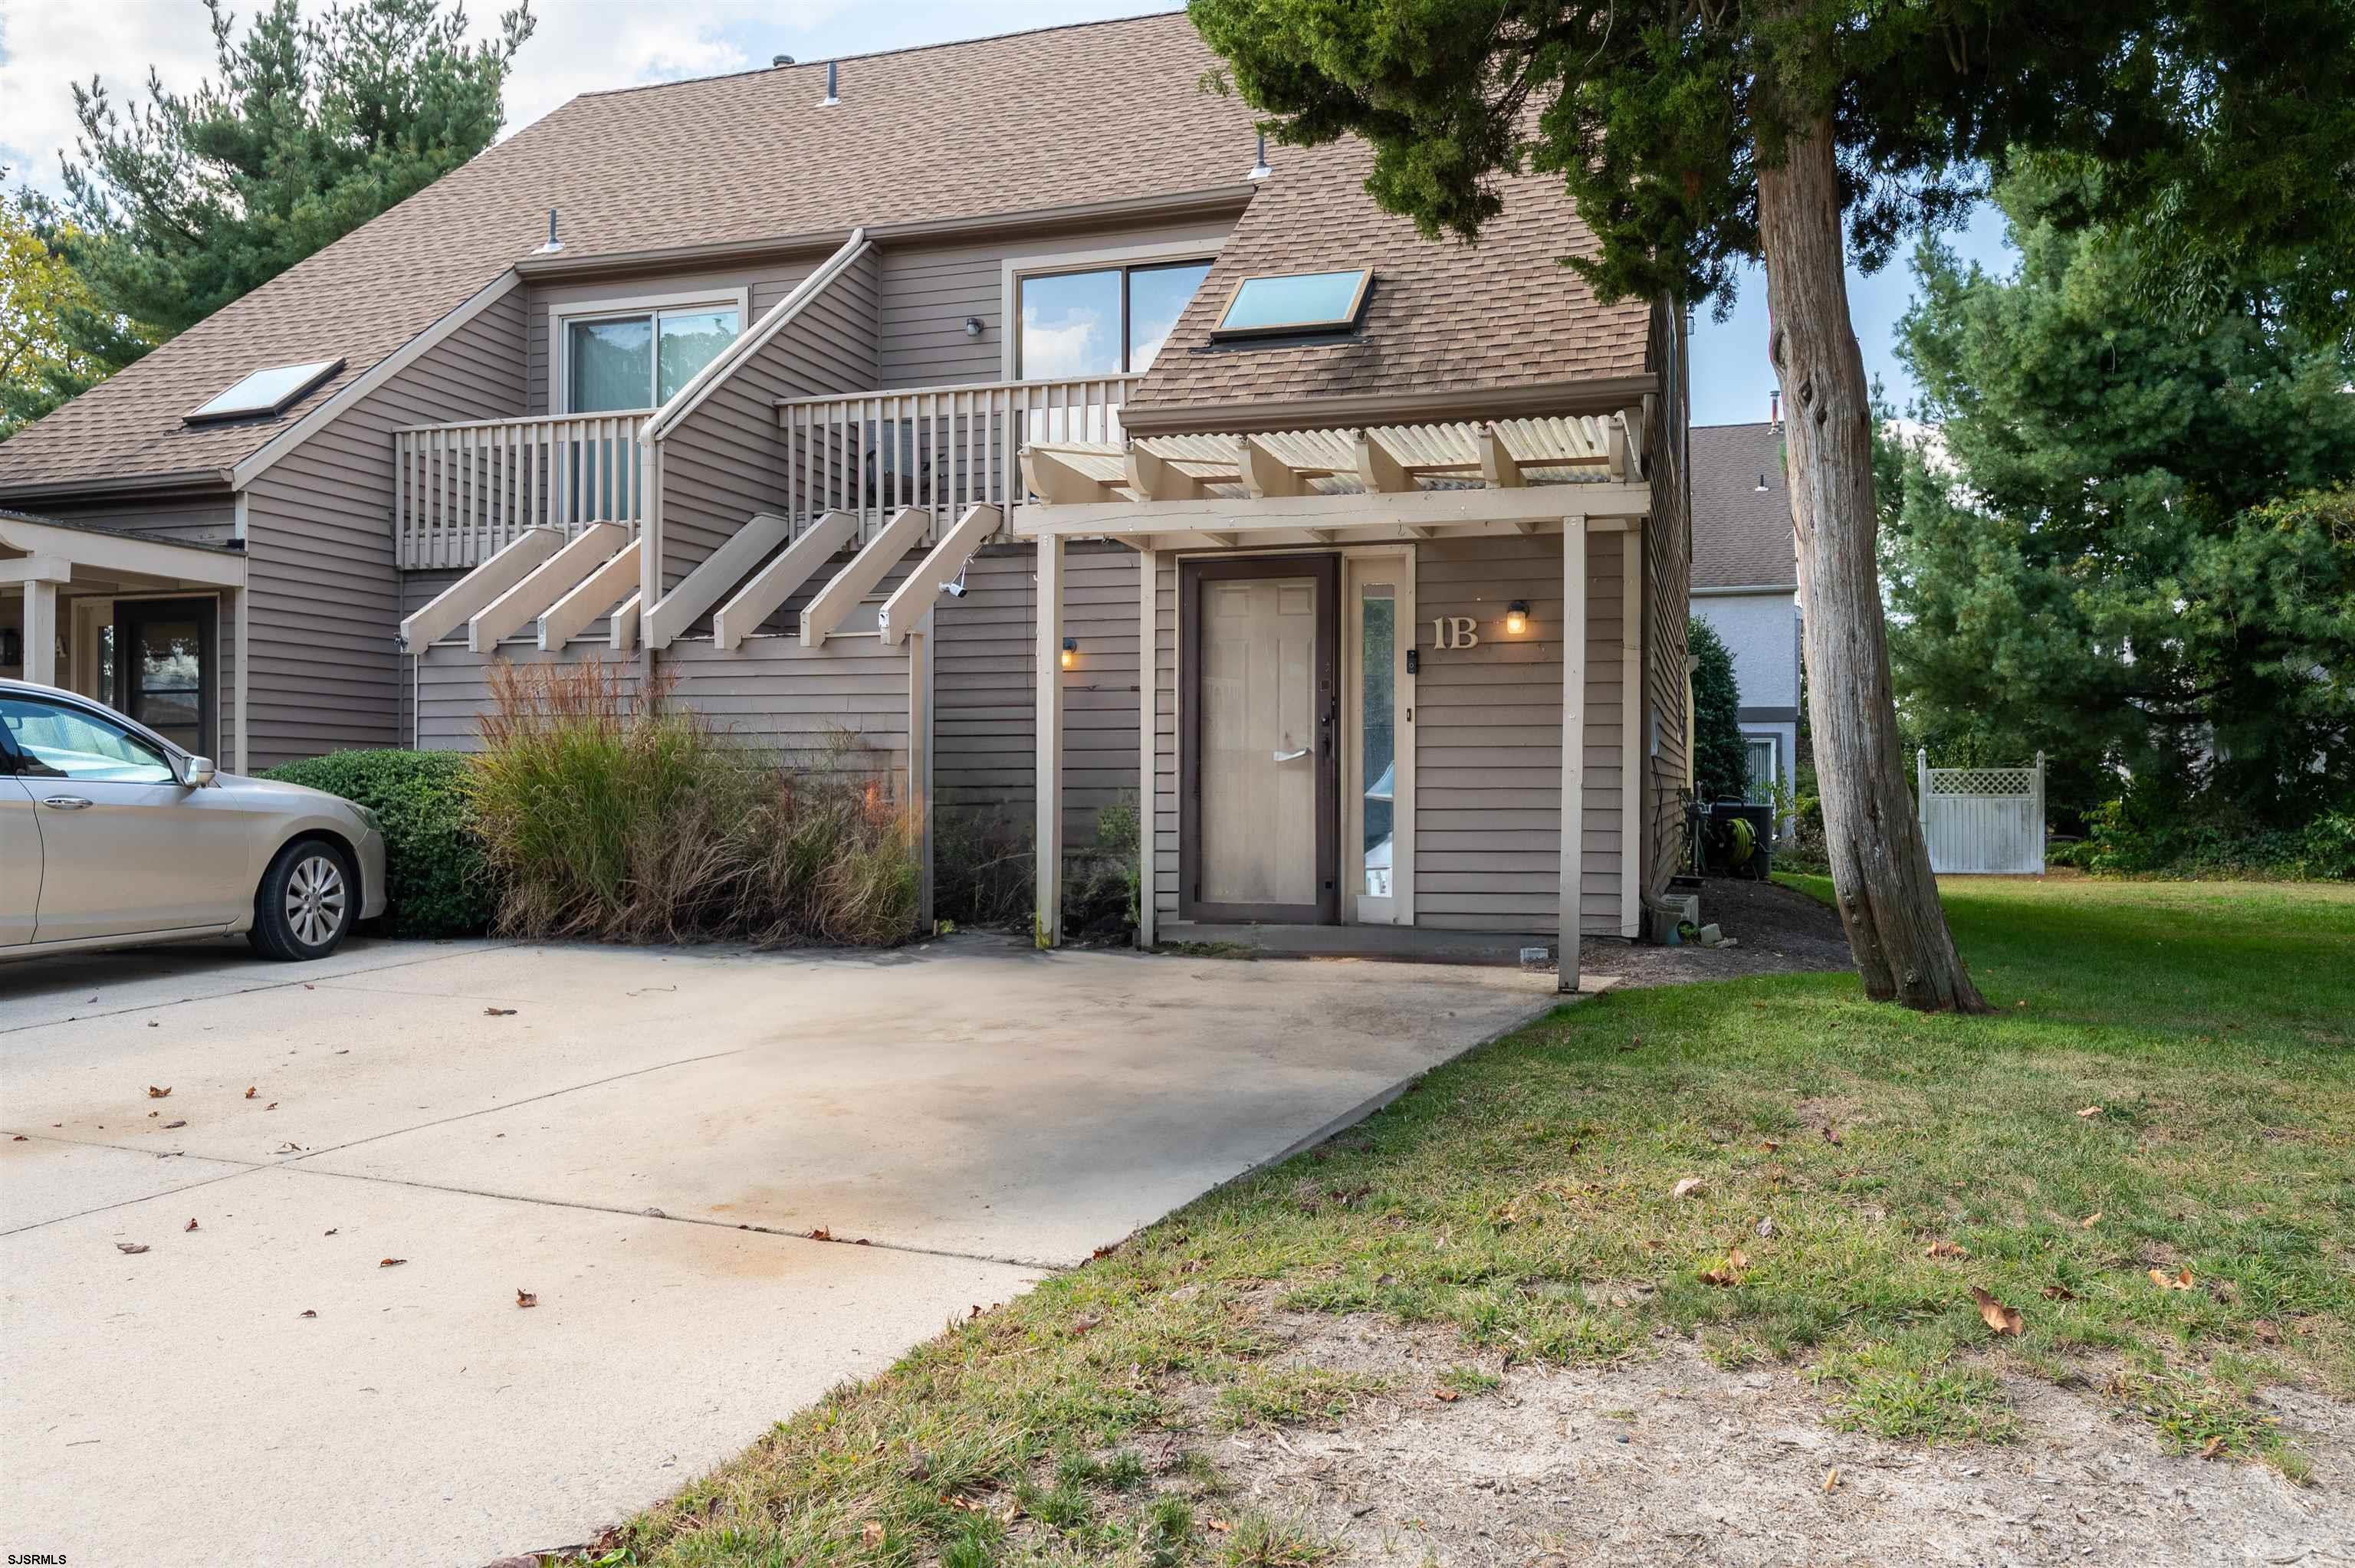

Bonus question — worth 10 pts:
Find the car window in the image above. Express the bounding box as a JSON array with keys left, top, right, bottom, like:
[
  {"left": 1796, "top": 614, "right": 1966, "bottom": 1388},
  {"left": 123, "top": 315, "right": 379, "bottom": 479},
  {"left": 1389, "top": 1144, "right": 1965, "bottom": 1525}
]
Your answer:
[{"left": 0, "top": 697, "right": 177, "bottom": 784}]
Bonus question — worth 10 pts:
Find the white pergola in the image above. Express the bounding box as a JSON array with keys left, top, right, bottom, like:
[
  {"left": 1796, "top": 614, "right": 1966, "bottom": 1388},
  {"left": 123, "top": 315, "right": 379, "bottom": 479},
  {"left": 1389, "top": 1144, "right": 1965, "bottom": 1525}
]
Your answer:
[{"left": 1013, "top": 414, "right": 1654, "bottom": 993}]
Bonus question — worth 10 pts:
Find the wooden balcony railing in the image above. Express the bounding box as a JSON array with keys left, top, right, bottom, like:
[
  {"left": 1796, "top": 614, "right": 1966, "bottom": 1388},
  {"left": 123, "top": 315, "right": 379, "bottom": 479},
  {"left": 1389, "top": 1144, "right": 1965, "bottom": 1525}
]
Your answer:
[
  {"left": 774, "top": 374, "right": 1143, "bottom": 543},
  {"left": 395, "top": 411, "right": 650, "bottom": 570}
]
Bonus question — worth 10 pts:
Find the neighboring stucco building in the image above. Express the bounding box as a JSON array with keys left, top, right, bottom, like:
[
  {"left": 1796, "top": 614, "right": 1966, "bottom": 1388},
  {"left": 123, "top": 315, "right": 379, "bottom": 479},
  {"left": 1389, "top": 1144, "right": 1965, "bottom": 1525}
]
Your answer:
[{"left": 1689, "top": 420, "right": 1801, "bottom": 805}]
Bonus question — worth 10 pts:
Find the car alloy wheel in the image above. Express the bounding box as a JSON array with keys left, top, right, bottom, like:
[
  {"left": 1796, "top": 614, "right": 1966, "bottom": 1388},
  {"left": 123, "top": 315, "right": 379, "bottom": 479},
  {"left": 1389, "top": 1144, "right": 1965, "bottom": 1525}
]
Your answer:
[{"left": 284, "top": 851, "right": 349, "bottom": 949}]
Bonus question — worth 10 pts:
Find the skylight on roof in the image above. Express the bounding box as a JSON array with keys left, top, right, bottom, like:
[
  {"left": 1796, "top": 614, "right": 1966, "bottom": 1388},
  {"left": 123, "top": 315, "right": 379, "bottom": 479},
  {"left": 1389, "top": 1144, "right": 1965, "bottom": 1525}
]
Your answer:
[
  {"left": 1208, "top": 268, "right": 1371, "bottom": 340},
  {"left": 184, "top": 359, "right": 345, "bottom": 424}
]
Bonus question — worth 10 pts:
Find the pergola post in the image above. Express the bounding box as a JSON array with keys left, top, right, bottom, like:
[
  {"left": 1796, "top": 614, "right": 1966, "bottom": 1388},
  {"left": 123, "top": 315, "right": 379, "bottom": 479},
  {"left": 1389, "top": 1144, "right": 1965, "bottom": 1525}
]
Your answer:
[
  {"left": 1558, "top": 514, "right": 1588, "bottom": 994},
  {"left": 1034, "top": 533, "right": 1066, "bottom": 948},
  {"left": 21, "top": 577, "right": 57, "bottom": 686},
  {"left": 1135, "top": 545, "right": 1158, "bottom": 949}
]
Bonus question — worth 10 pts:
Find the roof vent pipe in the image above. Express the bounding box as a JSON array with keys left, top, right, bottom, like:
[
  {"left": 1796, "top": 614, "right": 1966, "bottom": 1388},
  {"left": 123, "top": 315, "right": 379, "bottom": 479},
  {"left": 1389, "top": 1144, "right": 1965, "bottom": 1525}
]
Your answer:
[
  {"left": 1247, "top": 132, "right": 1271, "bottom": 180},
  {"left": 1769, "top": 389, "right": 1780, "bottom": 427},
  {"left": 773, "top": 54, "right": 793, "bottom": 67},
  {"left": 819, "top": 61, "right": 839, "bottom": 106},
  {"left": 535, "top": 208, "right": 563, "bottom": 255}
]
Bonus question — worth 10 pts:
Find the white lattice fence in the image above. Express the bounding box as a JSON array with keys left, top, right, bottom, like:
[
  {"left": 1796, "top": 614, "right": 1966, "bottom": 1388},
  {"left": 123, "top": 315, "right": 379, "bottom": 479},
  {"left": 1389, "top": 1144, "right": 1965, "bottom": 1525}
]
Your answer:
[{"left": 1918, "top": 750, "right": 2045, "bottom": 874}]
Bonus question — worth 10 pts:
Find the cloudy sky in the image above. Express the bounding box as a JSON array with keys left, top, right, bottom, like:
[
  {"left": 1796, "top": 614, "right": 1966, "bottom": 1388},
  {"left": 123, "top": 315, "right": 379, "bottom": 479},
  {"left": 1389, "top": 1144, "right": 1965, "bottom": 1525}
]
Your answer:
[{"left": 0, "top": 0, "right": 2012, "bottom": 427}]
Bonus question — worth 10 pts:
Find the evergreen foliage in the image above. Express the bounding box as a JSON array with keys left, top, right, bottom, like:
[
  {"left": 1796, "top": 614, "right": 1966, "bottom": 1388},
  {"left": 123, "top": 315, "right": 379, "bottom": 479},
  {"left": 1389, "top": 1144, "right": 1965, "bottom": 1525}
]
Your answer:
[{"left": 1687, "top": 615, "right": 1749, "bottom": 804}]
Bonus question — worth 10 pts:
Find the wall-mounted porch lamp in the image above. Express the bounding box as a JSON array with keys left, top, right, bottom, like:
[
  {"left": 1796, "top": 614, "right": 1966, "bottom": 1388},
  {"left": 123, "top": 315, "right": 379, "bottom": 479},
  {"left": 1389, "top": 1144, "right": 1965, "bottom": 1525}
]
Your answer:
[
  {"left": 1504, "top": 601, "right": 1530, "bottom": 636},
  {"left": 962, "top": 315, "right": 985, "bottom": 339},
  {"left": 1060, "top": 636, "right": 1079, "bottom": 671}
]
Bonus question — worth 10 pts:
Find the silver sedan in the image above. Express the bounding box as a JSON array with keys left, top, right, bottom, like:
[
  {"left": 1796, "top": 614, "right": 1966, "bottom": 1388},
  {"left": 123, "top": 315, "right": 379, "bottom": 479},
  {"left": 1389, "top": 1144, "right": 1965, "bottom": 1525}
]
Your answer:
[{"left": 1, "top": 677, "right": 387, "bottom": 961}]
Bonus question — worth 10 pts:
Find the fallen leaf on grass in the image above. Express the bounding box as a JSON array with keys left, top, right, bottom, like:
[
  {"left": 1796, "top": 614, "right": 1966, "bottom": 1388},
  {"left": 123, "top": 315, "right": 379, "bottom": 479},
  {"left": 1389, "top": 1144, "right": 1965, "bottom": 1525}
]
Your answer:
[
  {"left": 516, "top": 1289, "right": 537, "bottom": 1308},
  {"left": 2076, "top": 1106, "right": 2102, "bottom": 1119},
  {"left": 1970, "top": 1286, "right": 2022, "bottom": 1337},
  {"left": 1206, "top": 1519, "right": 1232, "bottom": 1534},
  {"left": 1432, "top": 1388, "right": 1460, "bottom": 1402},
  {"left": 1699, "top": 1246, "right": 1750, "bottom": 1287},
  {"left": 115, "top": 1242, "right": 149, "bottom": 1255},
  {"left": 1758, "top": 1139, "right": 1779, "bottom": 1153},
  {"left": 184, "top": 1218, "right": 199, "bottom": 1232},
  {"left": 2080, "top": 1212, "right": 2102, "bottom": 1227},
  {"left": 1671, "top": 1176, "right": 1708, "bottom": 1199},
  {"left": 941, "top": 1494, "right": 990, "bottom": 1514},
  {"left": 146, "top": 1086, "right": 171, "bottom": 1099},
  {"left": 2041, "top": 1284, "right": 2078, "bottom": 1301},
  {"left": 2200, "top": 1435, "right": 2226, "bottom": 1461},
  {"left": 1925, "top": 1239, "right": 1969, "bottom": 1260},
  {"left": 379, "top": 1258, "right": 406, "bottom": 1268},
  {"left": 245, "top": 1087, "right": 257, "bottom": 1099},
  {"left": 2149, "top": 1267, "right": 2195, "bottom": 1291},
  {"left": 860, "top": 1521, "right": 885, "bottom": 1547},
  {"left": 483, "top": 1007, "right": 517, "bottom": 1017}
]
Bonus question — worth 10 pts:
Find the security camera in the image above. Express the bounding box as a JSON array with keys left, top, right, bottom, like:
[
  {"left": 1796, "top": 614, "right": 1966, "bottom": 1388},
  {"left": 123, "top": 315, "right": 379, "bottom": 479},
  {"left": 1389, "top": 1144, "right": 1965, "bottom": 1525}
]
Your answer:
[{"left": 941, "top": 566, "right": 970, "bottom": 599}]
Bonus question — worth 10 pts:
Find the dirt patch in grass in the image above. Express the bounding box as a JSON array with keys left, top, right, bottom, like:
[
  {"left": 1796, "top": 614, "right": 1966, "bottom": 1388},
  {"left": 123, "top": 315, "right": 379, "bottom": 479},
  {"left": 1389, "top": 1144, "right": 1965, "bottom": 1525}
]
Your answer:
[
  {"left": 1199, "top": 1310, "right": 2353, "bottom": 1567},
  {"left": 1593, "top": 877, "right": 1854, "bottom": 990}
]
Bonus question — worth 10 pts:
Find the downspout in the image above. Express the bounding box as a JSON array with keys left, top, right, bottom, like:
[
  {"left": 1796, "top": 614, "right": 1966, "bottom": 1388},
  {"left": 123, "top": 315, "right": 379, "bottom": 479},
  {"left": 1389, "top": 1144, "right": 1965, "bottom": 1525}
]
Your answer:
[{"left": 635, "top": 225, "right": 872, "bottom": 633}]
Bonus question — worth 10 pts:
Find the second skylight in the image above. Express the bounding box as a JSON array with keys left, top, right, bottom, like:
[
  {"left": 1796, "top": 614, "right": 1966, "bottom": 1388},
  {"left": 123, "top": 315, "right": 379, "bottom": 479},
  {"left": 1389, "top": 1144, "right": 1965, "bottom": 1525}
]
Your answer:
[{"left": 1210, "top": 268, "right": 1372, "bottom": 339}]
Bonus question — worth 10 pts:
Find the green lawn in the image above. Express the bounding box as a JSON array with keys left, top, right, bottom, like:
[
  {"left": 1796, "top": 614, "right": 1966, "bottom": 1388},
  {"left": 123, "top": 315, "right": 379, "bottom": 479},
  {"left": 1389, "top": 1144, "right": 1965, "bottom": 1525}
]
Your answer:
[{"left": 596, "top": 877, "right": 2355, "bottom": 1566}]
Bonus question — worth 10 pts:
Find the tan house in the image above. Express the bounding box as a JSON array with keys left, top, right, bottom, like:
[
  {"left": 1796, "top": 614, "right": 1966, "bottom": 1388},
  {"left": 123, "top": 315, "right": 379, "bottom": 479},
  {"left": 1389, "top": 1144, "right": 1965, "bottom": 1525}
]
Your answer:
[{"left": 0, "top": 14, "right": 1691, "bottom": 988}]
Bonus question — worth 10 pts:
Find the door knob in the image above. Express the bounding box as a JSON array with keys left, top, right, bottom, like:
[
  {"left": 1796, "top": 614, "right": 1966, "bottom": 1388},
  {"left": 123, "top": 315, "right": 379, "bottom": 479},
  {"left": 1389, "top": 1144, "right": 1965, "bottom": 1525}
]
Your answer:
[{"left": 1272, "top": 747, "right": 1310, "bottom": 763}]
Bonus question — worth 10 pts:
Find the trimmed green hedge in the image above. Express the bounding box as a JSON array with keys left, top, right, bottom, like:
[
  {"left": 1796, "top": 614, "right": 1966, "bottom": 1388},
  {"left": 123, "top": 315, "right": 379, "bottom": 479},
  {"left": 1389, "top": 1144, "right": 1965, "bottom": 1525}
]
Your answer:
[{"left": 261, "top": 750, "right": 494, "bottom": 937}]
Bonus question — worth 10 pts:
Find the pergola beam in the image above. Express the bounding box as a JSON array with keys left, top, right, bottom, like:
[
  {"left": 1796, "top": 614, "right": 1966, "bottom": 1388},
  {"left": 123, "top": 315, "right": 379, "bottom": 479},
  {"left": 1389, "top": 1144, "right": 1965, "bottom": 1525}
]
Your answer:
[
  {"left": 1125, "top": 444, "right": 1206, "bottom": 502},
  {"left": 1479, "top": 423, "right": 1525, "bottom": 489},
  {"left": 1023, "top": 447, "right": 1115, "bottom": 506},
  {"left": 1238, "top": 435, "right": 1307, "bottom": 499},
  {"left": 1015, "top": 480, "right": 1654, "bottom": 537},
  {"left": 1355, "top": 429, "right": 1413, "bottom": 494}
]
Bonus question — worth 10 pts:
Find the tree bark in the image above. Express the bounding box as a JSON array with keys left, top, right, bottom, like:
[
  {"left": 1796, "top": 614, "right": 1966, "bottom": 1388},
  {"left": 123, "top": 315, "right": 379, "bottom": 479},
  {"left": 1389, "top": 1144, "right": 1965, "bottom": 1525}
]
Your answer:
[{"left": 1756, "top": 115, "right": 1991, "bottom": 1013}]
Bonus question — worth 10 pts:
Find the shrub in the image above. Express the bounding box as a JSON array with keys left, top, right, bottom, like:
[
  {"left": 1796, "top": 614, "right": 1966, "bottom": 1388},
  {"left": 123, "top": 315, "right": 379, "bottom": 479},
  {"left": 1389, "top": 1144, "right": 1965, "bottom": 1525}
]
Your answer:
[
  {"left": 464, "top": 661, "right": 920, "bottom": 944},
  {"left": 931, "top": 795, "right": 1141, "bottom": 941},
  {"left": 261, "top": 749, "right": 494, "bottom": 937},
  {"left": 2074, "top": 786, "right": 2355, "bottom": 881}
]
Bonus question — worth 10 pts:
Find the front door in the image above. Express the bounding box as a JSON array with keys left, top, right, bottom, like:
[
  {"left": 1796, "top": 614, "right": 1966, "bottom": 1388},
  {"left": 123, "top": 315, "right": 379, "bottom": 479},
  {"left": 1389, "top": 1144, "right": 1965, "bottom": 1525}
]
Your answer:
[
  {"left": 1181, "top": 556, "right": 1338, "bottom": 923},
  {"left": 114, "top": 597, "right": 216, "bottom": 759}
]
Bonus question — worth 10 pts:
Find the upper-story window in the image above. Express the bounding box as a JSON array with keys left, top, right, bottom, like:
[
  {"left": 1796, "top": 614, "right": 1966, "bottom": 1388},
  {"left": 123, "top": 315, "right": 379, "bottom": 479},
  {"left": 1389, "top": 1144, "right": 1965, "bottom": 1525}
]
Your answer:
[
  {"left": 563, "top": 300, "right": 743, "bottom": 412},
  {"left": 1017, "top": 259, "right": 1212, "bottom": 379}
]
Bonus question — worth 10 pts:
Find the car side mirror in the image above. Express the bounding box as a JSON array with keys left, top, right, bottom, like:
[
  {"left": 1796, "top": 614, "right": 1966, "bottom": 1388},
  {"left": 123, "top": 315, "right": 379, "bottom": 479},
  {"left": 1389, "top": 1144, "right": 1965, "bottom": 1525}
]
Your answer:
[{"left": 181, "top": 755, "right": 218, "bottom": 788}]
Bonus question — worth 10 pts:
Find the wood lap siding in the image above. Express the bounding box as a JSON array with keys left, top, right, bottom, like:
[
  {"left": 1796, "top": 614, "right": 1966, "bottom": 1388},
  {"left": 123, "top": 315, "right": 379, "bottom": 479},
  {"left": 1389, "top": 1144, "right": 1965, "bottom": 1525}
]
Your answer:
[
  {"left": 932, "top": 543, "right": 1141, "bottom": 848},
  {"left": 1413, "top": 533, "right": 1627, "bottom": 937},
  {"left": 30, "top": 494, "right": 238, "bottom": 546},
  {"left": 655, "top": 252, "right": 881, "bottom": 592},
  {"left": 241, "top": 287, "right": 529, "bottom": 769}
]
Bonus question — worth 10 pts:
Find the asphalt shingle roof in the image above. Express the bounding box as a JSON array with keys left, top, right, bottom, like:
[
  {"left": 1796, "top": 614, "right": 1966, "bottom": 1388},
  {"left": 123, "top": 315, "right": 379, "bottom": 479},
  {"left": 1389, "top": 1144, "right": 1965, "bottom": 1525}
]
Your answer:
[
  {"left": 1690, "top": 421, "right": 1798, "bottom": 590},
  {"left": 0, "top": 13, "right": 1257, "bottom": 493},
  {"left": 1126, "top": 137, "right": 1654, "bottom": 421}
]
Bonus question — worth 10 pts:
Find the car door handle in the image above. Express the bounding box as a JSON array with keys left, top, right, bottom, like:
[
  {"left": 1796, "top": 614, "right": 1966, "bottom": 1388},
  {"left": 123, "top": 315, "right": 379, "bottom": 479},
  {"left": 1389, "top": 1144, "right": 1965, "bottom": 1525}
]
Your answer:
[
  {"left": 1272, "top": 747, "right": 1310, "bottom": 763},
  {"left": 40, "top": 795, "right": 93, "bottom": 811}
]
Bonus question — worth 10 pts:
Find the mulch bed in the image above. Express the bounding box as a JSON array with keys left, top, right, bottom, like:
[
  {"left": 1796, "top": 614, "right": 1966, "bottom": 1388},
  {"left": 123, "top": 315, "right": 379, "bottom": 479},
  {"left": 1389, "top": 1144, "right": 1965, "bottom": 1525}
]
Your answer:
[{"left": 1588, "top": 875, "right": 1854, "bottom": 989}]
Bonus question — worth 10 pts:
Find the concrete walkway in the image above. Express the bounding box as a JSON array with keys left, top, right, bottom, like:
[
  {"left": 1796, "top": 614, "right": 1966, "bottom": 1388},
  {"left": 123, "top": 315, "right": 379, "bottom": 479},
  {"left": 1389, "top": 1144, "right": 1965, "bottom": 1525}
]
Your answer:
[{"left": 0, "top": 933, "right": 1552, "bottom": 1567}]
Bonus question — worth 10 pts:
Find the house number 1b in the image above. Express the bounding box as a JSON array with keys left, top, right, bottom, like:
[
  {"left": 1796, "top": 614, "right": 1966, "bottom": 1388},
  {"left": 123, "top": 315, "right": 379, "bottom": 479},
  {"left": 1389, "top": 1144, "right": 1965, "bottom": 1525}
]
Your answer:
[{"left": 1432, "top": 615, "right": 1480, "bottom": 650}]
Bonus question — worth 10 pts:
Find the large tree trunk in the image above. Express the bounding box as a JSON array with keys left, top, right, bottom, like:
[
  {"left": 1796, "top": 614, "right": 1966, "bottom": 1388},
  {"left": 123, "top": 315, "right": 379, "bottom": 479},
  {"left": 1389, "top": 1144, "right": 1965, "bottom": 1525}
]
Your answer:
[{"left": 1756, "top": 116, "right": 1990, "bottom": 1013}]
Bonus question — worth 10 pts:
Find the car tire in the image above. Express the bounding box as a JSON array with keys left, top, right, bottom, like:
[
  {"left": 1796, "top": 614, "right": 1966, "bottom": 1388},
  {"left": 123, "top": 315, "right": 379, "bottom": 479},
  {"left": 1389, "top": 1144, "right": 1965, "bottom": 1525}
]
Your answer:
[{"left": 249, "top": 838, "right": 360, "bottom": 961}]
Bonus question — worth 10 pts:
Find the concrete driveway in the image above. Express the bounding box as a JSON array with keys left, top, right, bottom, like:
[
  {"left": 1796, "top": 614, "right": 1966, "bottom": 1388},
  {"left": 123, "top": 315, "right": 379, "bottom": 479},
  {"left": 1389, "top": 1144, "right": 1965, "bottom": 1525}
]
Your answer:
[{"left": 0, "top": 933, "right": 1551, "bottom": 1567}]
